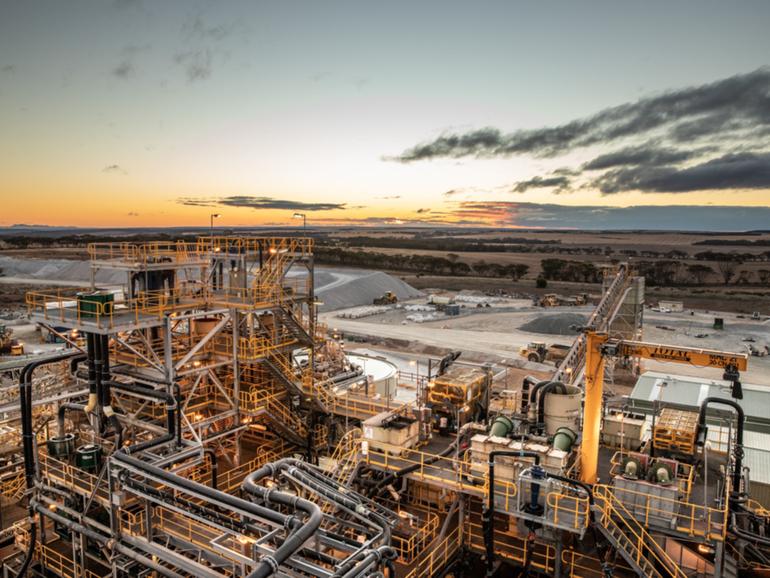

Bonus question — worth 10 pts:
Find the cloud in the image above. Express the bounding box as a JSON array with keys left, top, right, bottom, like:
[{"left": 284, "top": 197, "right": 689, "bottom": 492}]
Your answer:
[
  {"left": 416, "top": 208, "right": 431, "bottom": 214},
  {"left": 592, "top": 152, "right": 770, "bottom": 194},
  {"left": 1, "top": 64, "right": 15, "bottom": 74},
  {"left": 392, "top": 68, "right": 770, "bottom": 162},
  {"left": 174, "top": 50, "right": 212, "bottom": 82},
  {"left": 112, "top": 60, "right": 134, "bottom": 79},
  {"left": 512, "top": 175, "right": 571, "bottom": 193},
  {"left": 446, "top": 201, "right": 770, "bottom": 231},
  {"left": 183, "top": 15, "right": 233, "bottom": 42},
  {"left": 583, "top": 144, "right": 700, "bottom": 170},
  {"left": 127, "top": 212, "right": 139, "bottom": 217},
  {"left": 376, "top": 195, "right": 401, "bottom": 200},
  {"left": 177, "top": 196, "right": 347, "bottom": 211},
  {"left": 394, "top": 69, "right": 770, "bottom": 197},
  {"left": 102, "top": 164, "right": 127, "bottom": 175}
]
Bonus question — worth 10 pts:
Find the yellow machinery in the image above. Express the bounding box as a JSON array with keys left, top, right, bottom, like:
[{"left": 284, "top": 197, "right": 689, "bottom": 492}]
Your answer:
[
  {"left": 428, "top": 366, "right": 488, "bottom": 432},
  {"left": 373, "top": 291, "right": 398, "bottom": 305},
  {"left": 580, "top": 332, "right": 749, "bottom": 483}
]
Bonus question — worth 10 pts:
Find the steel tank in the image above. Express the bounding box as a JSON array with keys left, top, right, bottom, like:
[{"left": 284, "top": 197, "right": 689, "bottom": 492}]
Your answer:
[{"left": 543, "top": 385, "right": 581, "bottom": 435}]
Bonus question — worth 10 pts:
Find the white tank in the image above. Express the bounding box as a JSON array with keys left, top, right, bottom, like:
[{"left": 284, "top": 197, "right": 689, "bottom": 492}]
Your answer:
[{"left": 543, "top": 385, "right": 581, "bottom": 435}]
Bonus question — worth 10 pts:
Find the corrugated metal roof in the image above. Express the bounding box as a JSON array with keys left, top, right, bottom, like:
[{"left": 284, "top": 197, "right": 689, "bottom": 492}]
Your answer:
[{"left": 629, "top": 371, "right": 770, "bottom": 433}]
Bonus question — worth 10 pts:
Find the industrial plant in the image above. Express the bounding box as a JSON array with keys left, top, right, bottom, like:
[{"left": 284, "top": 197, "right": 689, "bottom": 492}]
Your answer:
[{"left": 0, "top": 236, "right": 768, "bottom": 578}]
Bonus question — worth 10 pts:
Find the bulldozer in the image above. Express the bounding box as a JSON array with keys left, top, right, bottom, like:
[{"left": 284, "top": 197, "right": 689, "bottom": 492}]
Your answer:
[
  {"left": 373, "top": 291, "right": 398, "bottom": 306},
  {"left": 519, "top": 341, "right": 570, "bottom": 364}
]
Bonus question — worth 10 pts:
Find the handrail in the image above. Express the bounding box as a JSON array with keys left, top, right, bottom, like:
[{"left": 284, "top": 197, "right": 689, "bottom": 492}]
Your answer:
[{"left": 595, "top": 485, "right": 688, "bottom": 578}]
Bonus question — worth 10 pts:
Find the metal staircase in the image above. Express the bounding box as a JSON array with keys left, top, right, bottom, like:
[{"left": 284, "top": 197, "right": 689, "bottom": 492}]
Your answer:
[{"left": 594, "top": 486, "right": 688, "bottom": 578}]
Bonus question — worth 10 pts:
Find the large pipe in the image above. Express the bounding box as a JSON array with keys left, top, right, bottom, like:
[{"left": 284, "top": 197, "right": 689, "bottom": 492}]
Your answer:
[
  {"left": 18, "top": 351, "right": 83, "bottom": 578},
  {"left": 111, "top": 381, "right": 179, "bottom": 455},
  {"left": 241, "top": 463, "right": 324, "bottom": 578},
  {"left": 483, "top": 450, "right": 541, "bottom": 577},
  {"left": 698, "top": 397, "right": 745, "bottom": 502},
  {"left": 85, "top": 333, "right": 98, "bottom": 414}
]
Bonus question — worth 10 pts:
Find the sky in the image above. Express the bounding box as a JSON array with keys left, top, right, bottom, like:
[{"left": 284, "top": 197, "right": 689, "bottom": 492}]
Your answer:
[{"left": 1, "top": 0, "right": 769, "bottom": 230}]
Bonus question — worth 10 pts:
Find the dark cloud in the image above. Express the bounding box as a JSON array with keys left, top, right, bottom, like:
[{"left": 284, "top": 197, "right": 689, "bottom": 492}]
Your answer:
[
  {"left": 592, "top": 152, "right": 770, "bottom": 194},
  {"left": 127, "top": 212, "right": 139, "bottom": 217},
  {"left": 177, "top": 196, "right": 346, "bottom": 211},
  {"left": 416, "top": 208, "right": 431, "bottom": 214},
  {"left": 102, "top": 164, "right": 127, "bottom": 175},
  {"left": 583, "top": 144, "right": 699, "bottom": 170},
  {"left": 448, "top": 201, "right": 770, "bottom": 231},
  {"left": 112, "top": 60, "right": 134, "bottom": 79},
  {"left": 174, "top": 50, "right": 212, "bottom": 82},
  {"left": 1, "top": 64, "right": 15, "bottom": 74},
  {"left": 512, "top": 175, "right": 571, "bottom": 193},
  {"left": 390, "top": 68, "right": 770, "bottom": 162}
]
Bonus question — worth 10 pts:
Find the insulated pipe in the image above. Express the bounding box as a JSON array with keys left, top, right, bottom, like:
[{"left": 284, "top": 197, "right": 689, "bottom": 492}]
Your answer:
[
  {"left": 698, "top": 397, "right": 745, "bottom": 501},
  {"left": 241, "top": 469, "right": 324, "bottom": 578},
  {"left": 85, "top": 333, "right": 98, "bottom": 414},
  {"left": 488, "top": 415, "right": 514, "bottom": 438},
  {"left": 483, "top": 450, "right": 540, "bottom": 577},
  {"left": 527, "top": 380, "right": 552, "bottom": 407}
]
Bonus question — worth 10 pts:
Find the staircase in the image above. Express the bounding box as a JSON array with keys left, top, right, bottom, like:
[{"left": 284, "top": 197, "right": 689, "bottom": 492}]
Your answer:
[
  {"left": 594, "top": 486, "right": 688, "bottom": 578},
  {"left": 274, "top": 308, "right": 314, "bottom": 346}
]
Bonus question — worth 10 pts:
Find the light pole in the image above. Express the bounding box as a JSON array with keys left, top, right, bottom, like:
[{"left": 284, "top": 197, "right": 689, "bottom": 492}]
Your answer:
[
  {"left": 293, "top": 212, "right": 306, "bottom": 235},
  {"left": 210, "top": 213, "right": 221, "bottom": 237}
]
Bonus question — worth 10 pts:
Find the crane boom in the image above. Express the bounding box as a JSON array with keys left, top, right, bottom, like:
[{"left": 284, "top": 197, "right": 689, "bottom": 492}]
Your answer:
[{"left": 580, "top": 332, "right": 749, "bottom": 484}]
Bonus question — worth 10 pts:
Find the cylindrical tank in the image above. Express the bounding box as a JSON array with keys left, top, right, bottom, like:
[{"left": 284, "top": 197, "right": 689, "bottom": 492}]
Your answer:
[
  {"left": 543, "top": 385, "right": 581, "bottom": 435},
  {"left": 47, "top": 433, "right": 76, "bottom": 458},
  {"left": 75, "top": 444, "right": 102, "bottom": 472}
]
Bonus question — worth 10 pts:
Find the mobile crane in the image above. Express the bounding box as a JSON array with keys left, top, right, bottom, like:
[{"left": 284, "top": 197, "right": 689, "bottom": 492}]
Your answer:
[{"left": 580, "top": 331, "right": 749, "bottom": 484}]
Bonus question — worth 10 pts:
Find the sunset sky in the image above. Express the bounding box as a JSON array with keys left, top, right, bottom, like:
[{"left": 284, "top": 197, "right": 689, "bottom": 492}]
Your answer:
[{"left": 1, "top": 1, "right": 769, "bottom": 229}]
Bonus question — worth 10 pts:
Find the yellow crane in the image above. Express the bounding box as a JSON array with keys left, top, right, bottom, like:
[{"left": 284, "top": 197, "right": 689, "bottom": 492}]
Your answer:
[{"left": 580, "top": 331, "right": 749, "bottom": 484}]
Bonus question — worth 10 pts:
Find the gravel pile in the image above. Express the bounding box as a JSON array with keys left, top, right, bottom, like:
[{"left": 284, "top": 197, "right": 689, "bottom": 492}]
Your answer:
[{"left": 519, "top": 312, "right": 587, "bottom": 335}]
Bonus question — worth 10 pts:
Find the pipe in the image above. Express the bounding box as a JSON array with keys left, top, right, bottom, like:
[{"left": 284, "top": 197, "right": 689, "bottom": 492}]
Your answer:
[
  {"left": 57, "top": 403, "right": 86, "bottom": 438},
  {"left": 488, "top": 415, "right": 514, "bottom": 438},
  {"left": 112, "top": 381, "right": 179, "bottom": 455},
  {"left": 698, "top": 397, "right": 745, "bottom": 500},
  {"left": 241, "top": 463, "right": 323, "bottom": 578},
  {"left": 85, "top": 333, "right": 98, "bottom": 414},
  {"left": 483, "top": 450, "right": 540, "bottom": 577},
  {"left": 17, "top": 351, "right": 82, "bottom": 578},
  {"left": 552, "top": 427, "right": 577, "bottom": 452},
  {"left": 204, "top": 448, "right": 218, "bottom": 489}
]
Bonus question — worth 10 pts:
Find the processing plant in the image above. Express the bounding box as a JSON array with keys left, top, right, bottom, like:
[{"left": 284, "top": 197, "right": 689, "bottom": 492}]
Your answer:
[{"left": 0, "top": 237, "right": 768, "bottom": 578}]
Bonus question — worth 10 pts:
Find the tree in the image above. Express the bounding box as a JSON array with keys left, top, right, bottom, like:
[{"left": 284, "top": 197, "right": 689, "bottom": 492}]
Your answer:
[
  {"left": 536, "top": 276, "right": 547, "bottom": 288},
  {"left": 506, "top": 264, "right": 529, "bottom": 281},
  {"left": 446, "top": 253, "right": 460, "bottom": 263},
  {"left": 716, "top": 257, "right": 741, "bottom": 285},
  {"left": 687, "top": 264, "right": 713, "bottom": 285},
  {"left": 758, "top": 269, "right": 770, "bottom": 284}
]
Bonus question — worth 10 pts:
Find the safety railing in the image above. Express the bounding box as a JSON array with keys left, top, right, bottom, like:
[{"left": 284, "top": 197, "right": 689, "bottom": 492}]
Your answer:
[
  {"left": 464, "top": 517, "right": 556, "bottom": 573},
  {"left": 196, "top": 236, "right": 313, "bottom": 257},
  {"left": 88, "top": 242, "right": 202, "bottom": 265},
  {"left": 0, "top": 469, "right": 25, "bottom": 502},
  {"left": 561, "top": 549, "right": 634, "bottom": 578},
  {"left": 36, "top": 540, "right": 107, "bottom": 578},
  {"left": 597, "top": 482, "right": 728, "bottom": 541},
  {"left": 403, "top": 525, "right": 462, "bottom": 578},
  {"left": 39, "top": 453, "right": 110, "bottom": 505},
  {"left": 609, "top": 450, "right": 695, "bottom": 500},
  {"left": 360, "top": 439, "right": 518, "bottom": 507},
  {"left": 546, "top": 491, "right": 591, "bottom": 531},
  {"left": 392, "top": 511, "right": 440, "bottom": 564},
  {"left": 594, "top": 485, "right": 690, "bottom": 578},
  {"left": 229, "top": 334, "right": 300, "bottom": 362}
]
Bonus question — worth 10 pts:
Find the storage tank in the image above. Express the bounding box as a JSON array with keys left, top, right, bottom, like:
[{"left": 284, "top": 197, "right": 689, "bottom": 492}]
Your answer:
[
  {"left": 543, "top": 385, "right": 581, "bottom": 435},
  {"left": 346, "top": 354, "right": 398, "bottom": 398}
]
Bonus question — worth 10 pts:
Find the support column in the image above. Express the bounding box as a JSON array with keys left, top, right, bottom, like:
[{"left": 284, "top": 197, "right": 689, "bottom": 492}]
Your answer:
[{"left": 580, "top": 331, "right": 608, "bottom": 484}]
